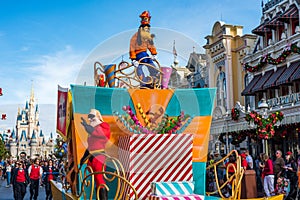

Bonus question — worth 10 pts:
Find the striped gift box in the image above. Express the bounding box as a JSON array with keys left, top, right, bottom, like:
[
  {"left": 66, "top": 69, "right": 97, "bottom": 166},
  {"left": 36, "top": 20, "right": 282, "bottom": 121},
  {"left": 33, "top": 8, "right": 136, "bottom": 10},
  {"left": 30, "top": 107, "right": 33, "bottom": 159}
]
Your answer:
[
  {"left": 151, "top": 181, "right": 195, "bottom": 195},
  {"left": 118, "top": 134, "right": 193, "bottom": 199},
  {"left": 148, "top": 194, "right": 204, "bottom": 200}
]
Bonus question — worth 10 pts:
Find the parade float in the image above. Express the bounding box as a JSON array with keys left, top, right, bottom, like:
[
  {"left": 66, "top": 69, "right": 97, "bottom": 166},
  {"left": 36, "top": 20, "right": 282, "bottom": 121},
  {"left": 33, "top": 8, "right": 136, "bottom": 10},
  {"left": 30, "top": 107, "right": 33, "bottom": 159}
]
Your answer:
[{"left": 51, "top": 11, "right": 284, "bottom": 200}]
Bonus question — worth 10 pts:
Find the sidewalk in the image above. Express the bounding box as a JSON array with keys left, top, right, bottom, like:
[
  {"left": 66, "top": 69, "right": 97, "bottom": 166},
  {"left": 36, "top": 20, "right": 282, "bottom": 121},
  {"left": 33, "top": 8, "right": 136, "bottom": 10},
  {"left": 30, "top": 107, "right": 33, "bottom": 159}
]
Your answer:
[{"left": 0, "top": 178, "right": 46, "bottom": 200}]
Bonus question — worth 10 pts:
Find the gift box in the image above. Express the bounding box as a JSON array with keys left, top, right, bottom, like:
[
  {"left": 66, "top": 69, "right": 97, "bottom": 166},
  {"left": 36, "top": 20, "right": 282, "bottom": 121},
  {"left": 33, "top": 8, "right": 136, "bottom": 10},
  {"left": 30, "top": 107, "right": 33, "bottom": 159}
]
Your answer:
[
  {"left": 151, "top": 181, "right": 195, "bottom": 195},
  {"left": 148, "top": 194, "right": 204, "bottom": 200},
  {"left": 118, "top": 134, "right": 193, "bottom": 199}
]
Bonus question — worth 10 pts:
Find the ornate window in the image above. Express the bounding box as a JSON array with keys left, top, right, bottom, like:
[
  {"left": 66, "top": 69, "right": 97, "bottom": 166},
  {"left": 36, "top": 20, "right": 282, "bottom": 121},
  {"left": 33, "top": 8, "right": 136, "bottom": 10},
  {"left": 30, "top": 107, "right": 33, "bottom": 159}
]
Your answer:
[
  {"left": 244, "top": 74, "right": 251, "bottom": 108},
  {"left": 216, "top": 70, "right": 226, "bottom": 109}
]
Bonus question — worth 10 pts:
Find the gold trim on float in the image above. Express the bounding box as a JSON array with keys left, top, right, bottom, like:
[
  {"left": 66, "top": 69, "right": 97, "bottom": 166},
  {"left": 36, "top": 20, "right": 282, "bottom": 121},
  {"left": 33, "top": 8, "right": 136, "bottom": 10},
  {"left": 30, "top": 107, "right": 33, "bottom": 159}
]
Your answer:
[
  {"left": 206, "top": 150, "right": 244, "bottom": 200},
  {"left": 94, "top": 57, "right": 164, "bottom": 89},
  {"left": 51, "top": 152, "right": 138, "bottom": 200}
]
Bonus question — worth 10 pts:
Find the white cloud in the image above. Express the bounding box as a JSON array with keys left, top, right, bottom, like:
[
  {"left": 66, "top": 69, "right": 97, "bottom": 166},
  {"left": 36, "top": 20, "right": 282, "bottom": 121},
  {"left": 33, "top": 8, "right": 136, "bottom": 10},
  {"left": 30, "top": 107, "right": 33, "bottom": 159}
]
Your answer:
[
  {"left": 0, "top": 46, "right": 87, "bottom": 136},
  {"left": 26, "top": 45, "right": 86, "bottom": 104}
]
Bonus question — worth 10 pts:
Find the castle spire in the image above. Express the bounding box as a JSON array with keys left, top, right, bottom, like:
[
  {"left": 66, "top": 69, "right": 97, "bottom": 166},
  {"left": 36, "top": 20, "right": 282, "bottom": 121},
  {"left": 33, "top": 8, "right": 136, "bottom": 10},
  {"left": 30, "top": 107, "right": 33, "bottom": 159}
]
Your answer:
[
  {"left": 173, "top": 40, "right": 179, "bottom": 66},
  {"left": 30, "top": 80, "right": 34, "bottom": 101}
]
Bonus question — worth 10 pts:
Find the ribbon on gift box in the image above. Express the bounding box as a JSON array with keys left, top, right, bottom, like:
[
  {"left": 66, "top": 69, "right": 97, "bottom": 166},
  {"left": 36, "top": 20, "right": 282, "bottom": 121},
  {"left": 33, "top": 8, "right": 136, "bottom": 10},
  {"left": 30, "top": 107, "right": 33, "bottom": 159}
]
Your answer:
[
  {"left": 148, "top": 194, "right": 204, "bottom": 200},
  {"left": 151, "top": 181, "right": 195, "bottom": 195}
]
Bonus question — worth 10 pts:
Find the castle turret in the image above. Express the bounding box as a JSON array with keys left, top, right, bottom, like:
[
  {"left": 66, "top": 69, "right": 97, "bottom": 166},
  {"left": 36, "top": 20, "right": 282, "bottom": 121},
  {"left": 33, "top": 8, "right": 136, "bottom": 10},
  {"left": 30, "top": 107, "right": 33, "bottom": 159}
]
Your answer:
[{"left": 9, "top": 130, "right": 17, "bottom": 157}]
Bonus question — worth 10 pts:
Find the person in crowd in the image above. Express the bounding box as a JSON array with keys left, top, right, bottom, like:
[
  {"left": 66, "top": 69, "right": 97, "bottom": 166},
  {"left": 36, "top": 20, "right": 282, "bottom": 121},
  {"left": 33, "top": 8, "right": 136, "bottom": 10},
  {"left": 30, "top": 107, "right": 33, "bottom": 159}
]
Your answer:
[
  {"left": 28, "top": 158, "right": 43, "bottom": 200},
  {"left": 225, "top": 154, "right": 237, "bottom": 177},
  {"left": 273, "top": 150, "right": 285, "bottom": 189},
  {"left": 0, "top": 159, "right": 4, "bottom": 180},
  {"left": 245, "top": 149, "right": 254, "bottom": 170},
  {"left": 240, "top": 153, "right": 248, "bottom": 170},
  {"left": 5, "top": 161, "right": 12, "bottom": 187},
  {"left": 11, "top": 160, "right": 29, "bottom": 200},
  {"left": 41, "top": 159, "right": 48, "bottom": 187},
  {"left": 214, "top": 151, "right": 225, "bottom": 182},
  {"left": 43, "top": 159, "right": 58, "bottom": 200},
  {"left": 283, "top": 151, "right": 298, "bottom": 200},
  {"left": 261, "top": 154, "right": 274, "bottom": 197}
]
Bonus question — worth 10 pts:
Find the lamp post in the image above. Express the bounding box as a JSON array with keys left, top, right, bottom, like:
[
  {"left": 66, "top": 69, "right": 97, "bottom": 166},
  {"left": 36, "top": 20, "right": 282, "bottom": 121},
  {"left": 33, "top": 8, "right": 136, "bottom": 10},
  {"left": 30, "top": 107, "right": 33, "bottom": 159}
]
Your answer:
[{"left": 258, "top": 98, "right": 269, "bottom": 155}]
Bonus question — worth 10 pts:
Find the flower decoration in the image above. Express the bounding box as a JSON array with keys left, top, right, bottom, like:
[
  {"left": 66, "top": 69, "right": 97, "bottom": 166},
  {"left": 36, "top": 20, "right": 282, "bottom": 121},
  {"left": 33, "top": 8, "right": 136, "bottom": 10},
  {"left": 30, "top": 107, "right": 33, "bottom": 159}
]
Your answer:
[
  {"left": 231, "top": 107, "right": 240, "bottom": 121},
  {"left": 114, "top": 104, "right": 192, "bottom": 134},
  {"left": 245, "top": 111, "right": 284, "bottom": 140},
  {"left": 243, "top": 42, "right": 300, "bottom": 72},
  {"left": 54, "top": 136, "right": 68, "bottom": 159}
]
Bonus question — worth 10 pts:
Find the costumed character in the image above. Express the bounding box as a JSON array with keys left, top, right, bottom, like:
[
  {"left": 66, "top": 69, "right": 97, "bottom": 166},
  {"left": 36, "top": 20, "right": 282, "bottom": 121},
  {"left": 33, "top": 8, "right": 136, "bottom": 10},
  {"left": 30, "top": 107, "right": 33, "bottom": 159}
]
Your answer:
[
  {"left": 130, "top": 11, "right": 159, "bottom": 88},
  {"left": 80, "top": 109, "right": 111, "bottom": 200}
]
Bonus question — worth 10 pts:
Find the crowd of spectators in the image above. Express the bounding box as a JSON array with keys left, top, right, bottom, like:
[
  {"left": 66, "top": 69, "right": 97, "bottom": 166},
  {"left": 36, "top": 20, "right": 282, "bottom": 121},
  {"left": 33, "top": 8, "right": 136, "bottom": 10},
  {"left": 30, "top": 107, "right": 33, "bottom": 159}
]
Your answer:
[
  {"left": 206, "top": 149, "right": 300, "bottom": 200},
  {"left": 0, "top": 156, "right": 66, "bottom": 200}
]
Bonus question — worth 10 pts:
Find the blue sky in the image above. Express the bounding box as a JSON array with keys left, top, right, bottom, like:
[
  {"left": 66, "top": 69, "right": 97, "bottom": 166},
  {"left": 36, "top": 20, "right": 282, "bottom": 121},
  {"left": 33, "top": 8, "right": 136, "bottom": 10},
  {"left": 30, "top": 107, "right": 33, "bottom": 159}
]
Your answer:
[{"left": 0, "top": 0, "right": 263, "bottom": 135}]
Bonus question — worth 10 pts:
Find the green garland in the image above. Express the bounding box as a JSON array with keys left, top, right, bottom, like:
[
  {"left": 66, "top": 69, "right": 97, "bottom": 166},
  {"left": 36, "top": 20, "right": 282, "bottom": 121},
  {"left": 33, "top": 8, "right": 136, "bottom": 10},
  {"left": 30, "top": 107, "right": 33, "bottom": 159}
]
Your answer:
[
  {"left": 244, "top": 43, "right": 300, "bottom": 72},
  {"left": 245, "top": 111, "right": 284, "bottom": 139}
]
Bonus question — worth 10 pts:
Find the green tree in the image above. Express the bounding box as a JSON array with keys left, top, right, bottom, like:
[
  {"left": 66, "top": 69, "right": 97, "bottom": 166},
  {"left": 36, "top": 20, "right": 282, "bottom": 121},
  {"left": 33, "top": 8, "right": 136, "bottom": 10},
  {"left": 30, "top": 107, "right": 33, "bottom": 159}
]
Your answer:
[{"left": 0, "top": 139, "right": 9, "bottom": 160}]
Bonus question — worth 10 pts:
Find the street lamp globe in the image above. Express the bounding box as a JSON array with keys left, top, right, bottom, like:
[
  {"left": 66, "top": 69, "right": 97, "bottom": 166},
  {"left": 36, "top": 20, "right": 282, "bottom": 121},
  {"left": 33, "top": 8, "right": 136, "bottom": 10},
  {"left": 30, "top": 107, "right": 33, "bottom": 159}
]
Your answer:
[{"left": 258, "top": 98, "right": 269, "bottom": 118}]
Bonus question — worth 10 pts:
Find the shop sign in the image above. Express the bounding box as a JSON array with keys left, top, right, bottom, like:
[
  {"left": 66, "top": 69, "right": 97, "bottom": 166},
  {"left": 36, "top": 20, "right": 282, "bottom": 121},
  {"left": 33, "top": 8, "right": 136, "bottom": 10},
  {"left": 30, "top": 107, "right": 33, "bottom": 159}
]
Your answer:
[{"left": 267, "top": 92, "right": 300, "bottom": 108}]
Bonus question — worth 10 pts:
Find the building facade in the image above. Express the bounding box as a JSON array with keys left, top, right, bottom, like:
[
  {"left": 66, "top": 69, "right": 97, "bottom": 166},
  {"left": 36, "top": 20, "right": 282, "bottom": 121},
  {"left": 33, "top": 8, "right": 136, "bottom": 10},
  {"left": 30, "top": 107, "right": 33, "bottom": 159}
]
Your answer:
[
  {"left": 206, "top": 0, "right": 300, "bottom": 157},
  {"left": 241, "top": 0, "right": 300, "bottom": 156},
  {"left": 186, "top": 53, "right": 208, "bottom": 88},
  {"left": 204, "top": 21, "right": 257, "bottom": 154},
  {"left": 8, "top": 87, "right": 54, "bottom": 159}
]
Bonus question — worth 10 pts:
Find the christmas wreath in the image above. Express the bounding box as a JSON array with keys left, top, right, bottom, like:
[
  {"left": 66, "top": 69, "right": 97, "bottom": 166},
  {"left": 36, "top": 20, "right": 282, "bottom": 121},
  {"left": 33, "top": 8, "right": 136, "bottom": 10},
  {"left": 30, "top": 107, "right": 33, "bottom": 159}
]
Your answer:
[
  {"left": 231, "top": 107, "right": 240, "bottom": 121},
  {"left": 231, "top": 132, "right": 247, "bottom": 145},
  {"left": 218, "top": 132, "right": 228, "bottom": 144}
]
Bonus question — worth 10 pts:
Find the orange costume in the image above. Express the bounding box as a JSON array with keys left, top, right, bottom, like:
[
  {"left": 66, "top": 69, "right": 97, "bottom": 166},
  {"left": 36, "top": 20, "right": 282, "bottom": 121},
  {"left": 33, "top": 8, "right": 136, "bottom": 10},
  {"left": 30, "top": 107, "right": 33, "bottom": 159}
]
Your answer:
[
  {"left": 129, "top": 11, "right": 159, "bottom": 87},
  {"left": 129, "top": 31, "right": 157, "bottom": 60}
]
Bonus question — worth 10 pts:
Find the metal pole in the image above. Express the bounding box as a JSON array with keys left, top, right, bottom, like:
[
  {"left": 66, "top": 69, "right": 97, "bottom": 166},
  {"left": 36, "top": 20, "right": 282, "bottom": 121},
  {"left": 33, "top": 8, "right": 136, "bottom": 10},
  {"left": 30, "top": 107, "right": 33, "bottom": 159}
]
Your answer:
[
  {"left": 226, "top": 133, "right": 229, "bottom": 154},
  {"left": 265, "top": 140, "right": 268, "bottom": 155}
]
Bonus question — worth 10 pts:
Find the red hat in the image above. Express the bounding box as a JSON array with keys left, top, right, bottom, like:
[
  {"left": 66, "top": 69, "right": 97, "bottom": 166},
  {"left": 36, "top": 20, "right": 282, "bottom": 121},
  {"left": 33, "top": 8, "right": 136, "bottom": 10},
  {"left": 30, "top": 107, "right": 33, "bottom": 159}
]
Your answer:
[
  {"left": 286, "top": 151, "right": 292, "bottom": 155},
  {"left": 140, "top": 11, "right": 151, "bottom": 25}
]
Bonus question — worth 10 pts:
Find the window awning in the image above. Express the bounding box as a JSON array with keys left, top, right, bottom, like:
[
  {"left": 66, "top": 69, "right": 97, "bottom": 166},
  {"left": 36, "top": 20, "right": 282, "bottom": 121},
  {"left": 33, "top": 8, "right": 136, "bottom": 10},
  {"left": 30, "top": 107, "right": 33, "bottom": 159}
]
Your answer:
[
  {"left": 291, "top": 65, "right": 300, "bottom": 81},
  {"left": 263, "top": 67, "right": 286, "bottom": 89},
  {"left": 252, "top": 23, "right": 271, "bottom": 36},
  {"left": 276, "top": 61, "right": 300, "bottom": 85},
  {"left": 265, "top": 14, "right": 284, "bottom": 29},
  {"left": 241, "top": 74, "right": 262, "bottom": 96},
  {"left": 278, "top": 5, "right": 299, "bottom": 22},
  {"left": 251, "top": 70, "right": 273, "bottom": 92}
]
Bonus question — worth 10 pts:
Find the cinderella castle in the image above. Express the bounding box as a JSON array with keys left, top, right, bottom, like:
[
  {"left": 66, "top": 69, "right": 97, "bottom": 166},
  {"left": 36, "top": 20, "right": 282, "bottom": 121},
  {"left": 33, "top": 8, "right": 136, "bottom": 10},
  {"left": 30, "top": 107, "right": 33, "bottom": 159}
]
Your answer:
[{"left": 8, "top": 86, "right": 54, "bottom": 159}]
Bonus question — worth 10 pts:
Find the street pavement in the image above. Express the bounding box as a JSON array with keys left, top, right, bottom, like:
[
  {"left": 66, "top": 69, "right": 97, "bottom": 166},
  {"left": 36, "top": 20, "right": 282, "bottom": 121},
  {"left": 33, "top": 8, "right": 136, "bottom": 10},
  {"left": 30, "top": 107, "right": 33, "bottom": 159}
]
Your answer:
[{"left": 0, "top": 178, "right": 46, "bottom": 200}]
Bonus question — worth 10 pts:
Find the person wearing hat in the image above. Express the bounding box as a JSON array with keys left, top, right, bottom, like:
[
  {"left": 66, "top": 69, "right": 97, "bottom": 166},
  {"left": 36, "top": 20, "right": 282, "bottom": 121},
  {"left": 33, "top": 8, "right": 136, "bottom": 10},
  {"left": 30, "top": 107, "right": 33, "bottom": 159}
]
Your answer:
[
  {"left": 11, "top": 160, "right": 29, "bottom": 200},
  {"left": 129, "top": 10, "right": 159, "bottom": 88},
  {"left": 283, "top": 151, "right": 297, "bottom": 199},
  {"left": 80, "top": 108, "right": 111, "bottom": 200}
]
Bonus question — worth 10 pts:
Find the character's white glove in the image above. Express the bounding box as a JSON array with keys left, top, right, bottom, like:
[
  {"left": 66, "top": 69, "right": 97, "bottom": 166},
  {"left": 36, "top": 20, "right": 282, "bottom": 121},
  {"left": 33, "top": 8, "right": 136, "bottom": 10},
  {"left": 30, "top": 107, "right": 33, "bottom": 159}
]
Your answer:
[
  {"left": 132, "top": 60, "right": 139, "bottom": 67},
  {"left": 141, "top": 65, "right": 150, "bottom": 77},
  {"left": 151, "top": 55, "right": 157, "bottom": 60}
]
